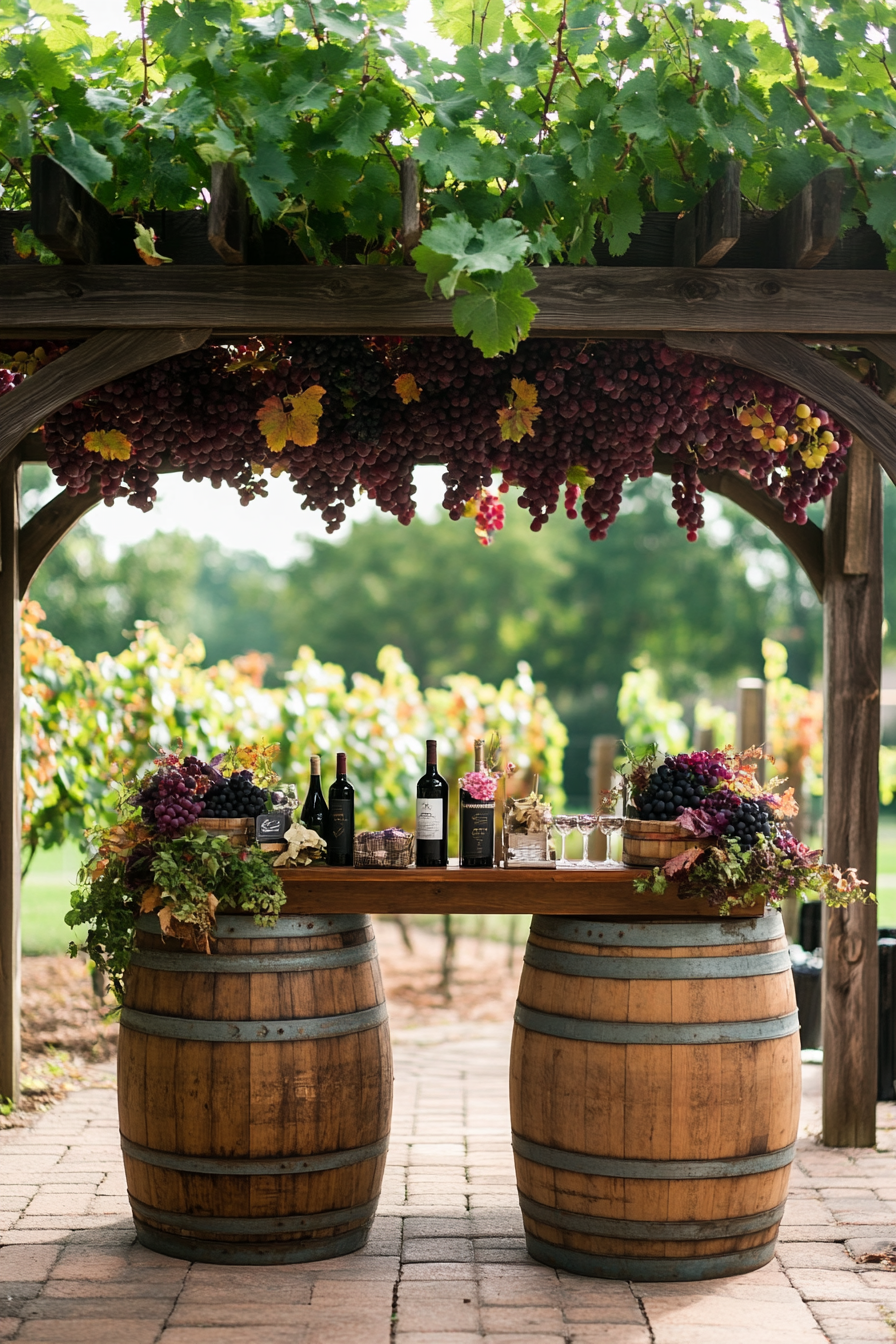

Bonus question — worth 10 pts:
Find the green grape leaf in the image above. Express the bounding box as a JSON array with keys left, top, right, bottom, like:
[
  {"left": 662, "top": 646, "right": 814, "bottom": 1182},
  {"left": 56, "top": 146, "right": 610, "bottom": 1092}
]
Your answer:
[
  {"left": 195, "top": 117, "right": 250, "bottom": 166},
  {"left": 452, "top": 262, "right": 538, "bottom": 357},
  {"left": 49, "top": 122, "right": 112, "bottom": 191},
  {"left": 241, "top": 143, "right": 292, "bottom": 221},
  {"left": 432, "top": 1, "right": 505, "bottom": 51},
  {"left": 617, "top": 70, "right": 663, "bottom": 142},
  {"left": 20, "top": 34, "right": 71, "bottom": 91},
  {"left": 413, "top": 215, "right": 530, "bottom": 298},
  {"left": 865, "top": 176, "right": 896, "bottom": 245},
  {"left": 321, "top": 96, "right": 390, "bottom": 159},
  {"left": 605, "top": 16, "right": 650, "bottom": 61},
  {"left": 600, "top": 179, "right": 643, "bottom": 256},
  {"left": 412, "top": 243, "right": 460, "bottom": 298},
  {"left": 242, "top": 6, "right": 286, "bottom": 39},
  {"left": 303, "top": 156, "right": 359, "bottom": 212},
  {"left": 416, "top": 126, "right": 483, "bottom": 184}
]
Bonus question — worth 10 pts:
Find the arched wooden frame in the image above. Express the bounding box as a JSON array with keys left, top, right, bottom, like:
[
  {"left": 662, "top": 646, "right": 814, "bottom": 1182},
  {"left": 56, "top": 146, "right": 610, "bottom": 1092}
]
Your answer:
[{"left": 0, "top": 320, "right": 886, "bottom": 1152}]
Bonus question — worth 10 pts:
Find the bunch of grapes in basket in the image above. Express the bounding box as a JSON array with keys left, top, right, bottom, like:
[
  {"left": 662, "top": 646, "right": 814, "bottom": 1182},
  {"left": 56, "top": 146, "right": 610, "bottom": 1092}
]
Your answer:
[{"left": 134, "top": 753, "right": 212, "bottom": 837}]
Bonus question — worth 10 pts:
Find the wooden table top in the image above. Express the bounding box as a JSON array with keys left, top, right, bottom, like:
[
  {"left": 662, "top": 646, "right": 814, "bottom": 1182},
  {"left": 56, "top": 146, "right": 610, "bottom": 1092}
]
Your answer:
[{"left": 277, "top": 862, "right": 760, "bottom": 919}]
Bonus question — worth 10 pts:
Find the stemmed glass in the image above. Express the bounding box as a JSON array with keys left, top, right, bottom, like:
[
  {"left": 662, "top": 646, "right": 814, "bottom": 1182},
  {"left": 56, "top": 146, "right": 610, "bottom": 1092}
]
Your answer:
[
  {"left": 553, "top": 814, "right": 577, "bottom": 867},
  {"left": 598, "top": 815, "right": 625, "bottom": 867},
  {"left": 576, "top": 814, "right": 598, "bottom": 867}
]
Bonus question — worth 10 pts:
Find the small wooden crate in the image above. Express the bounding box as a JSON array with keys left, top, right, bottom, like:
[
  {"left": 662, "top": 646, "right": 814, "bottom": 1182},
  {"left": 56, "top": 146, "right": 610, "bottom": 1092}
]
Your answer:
[
  {"left": 194, "top": 817, "right": 251, "bottom": 846},
  {"left": 622, "top": 817, "right": 709, "bottom": 868}
]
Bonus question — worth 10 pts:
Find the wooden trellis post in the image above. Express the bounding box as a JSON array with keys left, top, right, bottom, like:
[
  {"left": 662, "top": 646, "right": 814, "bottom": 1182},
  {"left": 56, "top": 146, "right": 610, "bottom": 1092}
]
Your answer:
[
  {"left": 0, "top": 455, "right": 20, "bottom": 1103},
  {"left": 822, "top": 441, "right": 883, "bottom": 1147}
]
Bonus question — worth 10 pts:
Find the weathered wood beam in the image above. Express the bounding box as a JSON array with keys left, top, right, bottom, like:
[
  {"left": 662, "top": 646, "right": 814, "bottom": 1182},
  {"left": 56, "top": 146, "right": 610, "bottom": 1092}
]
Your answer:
[
  {"left": 31, "top": 156, "right": 135, "bottom": 266},
  {"left": 4, "top": 267, "right": 896, "bottom": 339},
  {"left": 775, "top": 167, "right": 843, "bottom": 270},
  {"left": 662, "top": 331, "right": 896, "bottom": 488},
  {"left": 0, "top": 327, "right": 211, "bottom": 463},
  {"left": 207, "top": 163, "right": 248, "bottom": 265},
  {"left": 822, "top": 439, "right": 882, "bottom": 1146},
  {"left": 0, "top": 455, "right": 21, "bottom": 1104},
  {"left": 673, "top": 162, "right": 741, "bottom": 268},
  {"left": 18, "top": 482, "right": 102, "bottom": 597}
]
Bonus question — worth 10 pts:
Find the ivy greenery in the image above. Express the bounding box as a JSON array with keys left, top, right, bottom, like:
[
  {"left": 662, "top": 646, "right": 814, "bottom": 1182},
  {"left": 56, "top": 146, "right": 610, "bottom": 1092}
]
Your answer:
[
  {"left": 2, "top": 0, "right": 896, "bottom": 352},
  {"left": 67, "top": 819, "right": 285, "bottom": 998}
]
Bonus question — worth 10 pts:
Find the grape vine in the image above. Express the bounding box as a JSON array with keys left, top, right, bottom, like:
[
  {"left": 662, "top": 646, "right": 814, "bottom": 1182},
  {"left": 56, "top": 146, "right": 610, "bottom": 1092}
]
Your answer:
[
  {"left": 3, "top": 0, "right": 896, "bottom": 355},
  {"left": 6, "top": 336, "right": 850, "bottom": 543}
]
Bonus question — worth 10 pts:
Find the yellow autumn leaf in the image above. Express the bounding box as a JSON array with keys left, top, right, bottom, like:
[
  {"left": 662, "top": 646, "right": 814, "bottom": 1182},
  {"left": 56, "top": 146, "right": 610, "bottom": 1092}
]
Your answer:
[
  {"left": 256, "top": 387, "right": 326, "bottom": 451},
  {"left": 497, "top": 378, "right": 541, "bottom": 442},
  {"left": 140, "top": 886, "right": 162, "bottom": 913},
  {"left": 84, "top": 429, "right": 132, "bottom": 462},
  {"left": 394, "top": 373, "right": 422, "bottom": 404}
]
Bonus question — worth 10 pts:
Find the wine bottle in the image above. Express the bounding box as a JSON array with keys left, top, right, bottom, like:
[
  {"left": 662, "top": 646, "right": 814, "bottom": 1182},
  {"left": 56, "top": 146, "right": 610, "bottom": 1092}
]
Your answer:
[
  {"left": 416, "top": 739, "right": 448, "bottom": 868},
  {"left": 300, "top": 754, "right": 329, "bottom": 839},
  {"left": 459, "top": 738, "right": 494, "bottom": 869},
  {"left": 326, "top": 751, "right": 355, "bottom": 867}
]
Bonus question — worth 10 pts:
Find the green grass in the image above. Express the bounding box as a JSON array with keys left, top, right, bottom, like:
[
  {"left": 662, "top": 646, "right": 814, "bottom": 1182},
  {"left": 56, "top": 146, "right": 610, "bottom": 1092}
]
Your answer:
[
  {"left": 20, "top": 817, "right": 896, "bottom": 956},
  {"left": 22, "top": 841, "right": 84, "bottom": 955}
]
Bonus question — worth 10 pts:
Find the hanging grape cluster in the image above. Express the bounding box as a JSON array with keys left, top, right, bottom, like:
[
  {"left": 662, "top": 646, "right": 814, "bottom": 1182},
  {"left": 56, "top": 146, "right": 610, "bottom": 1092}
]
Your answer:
[{"left": 10, "top": 336, "right": 851, "bottom": 541}]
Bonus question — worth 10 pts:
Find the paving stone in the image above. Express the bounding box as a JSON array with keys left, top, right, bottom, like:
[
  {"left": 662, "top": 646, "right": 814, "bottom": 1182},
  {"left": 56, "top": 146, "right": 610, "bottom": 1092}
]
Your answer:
[
  {"left": 17, "top": 1324, "right": 163, "bottom": 1344},
  {"left": 402, "top": 1238, "right": 474, "bottom": 1263},
  {"left": 776, "top": 1242, "right": 859, "bottom": 1270}
]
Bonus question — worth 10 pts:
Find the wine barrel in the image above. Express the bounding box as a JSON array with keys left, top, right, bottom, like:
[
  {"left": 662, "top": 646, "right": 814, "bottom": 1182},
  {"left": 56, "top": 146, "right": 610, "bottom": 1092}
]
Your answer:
[
  {"left": 118, "top": 912, "right": 392, "bottom": 1264},
  {"left": 510, "top": 910, "right": 799, "bottom": 1281}
]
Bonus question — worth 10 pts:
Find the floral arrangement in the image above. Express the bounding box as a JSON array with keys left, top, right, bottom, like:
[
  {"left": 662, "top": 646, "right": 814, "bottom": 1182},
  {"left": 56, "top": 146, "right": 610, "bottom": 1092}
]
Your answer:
[
  {"left": 625, "top": 746, "right": 873, "bottom": 916},
  {"left": 459, "top": 733, "right": 517, "bottom": 802},
  {"left": 67, "top": 743, "right": 286, "bottom": 998}
]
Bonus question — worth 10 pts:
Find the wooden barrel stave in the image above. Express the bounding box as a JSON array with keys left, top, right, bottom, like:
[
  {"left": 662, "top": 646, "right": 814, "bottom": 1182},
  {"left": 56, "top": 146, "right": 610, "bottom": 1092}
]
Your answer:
[
  {"left": 118, "top": 912, "right": 392, "bottom": 1263},
  {"left": 510, "top": 910, "right": 800, "bottom": 1280}
]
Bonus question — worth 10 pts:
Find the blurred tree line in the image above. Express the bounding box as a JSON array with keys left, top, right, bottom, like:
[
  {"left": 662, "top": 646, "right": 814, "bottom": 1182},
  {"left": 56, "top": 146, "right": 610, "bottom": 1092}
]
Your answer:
[{"left": 28, "top": 468, "right": 895, "bottom": 796}]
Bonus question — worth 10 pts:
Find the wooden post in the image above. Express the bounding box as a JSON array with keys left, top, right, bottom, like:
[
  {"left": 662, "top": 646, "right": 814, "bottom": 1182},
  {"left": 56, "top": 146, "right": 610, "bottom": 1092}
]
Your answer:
[
  {"left": 737, "top": 678, "right": 767, "bottom": 782},
  {"left": 822, "top": 440, "right": 882, "bottom": 1147},
  {"left": 589, "top": 735, "right": 617, "bottom": 861},
  {"left": 0, "top": 455, "right": 21, "bottom": 1104}
]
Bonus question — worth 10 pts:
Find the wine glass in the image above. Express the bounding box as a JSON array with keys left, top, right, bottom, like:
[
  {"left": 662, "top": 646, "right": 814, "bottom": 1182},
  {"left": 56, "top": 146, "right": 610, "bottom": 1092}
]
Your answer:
[
  {"left": 553, "top": 814, "right": 577, "bottom": 867},
  {"left": 598, "top": 815, "right": 625, "bottom": 867},
  {"left": 575, "top": 814, "right": 598, "bottom": 867}
]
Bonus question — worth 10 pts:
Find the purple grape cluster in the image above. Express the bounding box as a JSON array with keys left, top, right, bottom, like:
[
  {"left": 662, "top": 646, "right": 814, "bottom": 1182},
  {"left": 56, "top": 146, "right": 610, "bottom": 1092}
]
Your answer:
[
  {"left": 634, "top": 750, "right": 773, "bottom": 849},
  {"left": 135, "top": 754, "right": 211, "bottom": 836},
  {"left": 22, "top": 336, "right": 853, "bottom": 541}
]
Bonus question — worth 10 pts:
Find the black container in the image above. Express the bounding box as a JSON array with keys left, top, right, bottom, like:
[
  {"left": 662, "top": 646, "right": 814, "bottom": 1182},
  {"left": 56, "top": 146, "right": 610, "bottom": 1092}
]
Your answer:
[
  {"left": 798, "top": 901, "right": 823, "bottom": 954},
  {"left": 791, "top": 956, "right": 822, "bottom": 1051},
  {"left": 879, "top": 938, "right": 896, "bottom": 1101}
]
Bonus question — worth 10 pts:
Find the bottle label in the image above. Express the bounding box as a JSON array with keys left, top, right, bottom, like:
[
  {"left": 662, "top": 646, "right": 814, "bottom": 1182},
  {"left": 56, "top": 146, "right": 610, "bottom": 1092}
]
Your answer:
[
  {"left": 330, "top": 800, "right": 353, "bottom": 854},
  {"left": 460, "top": 797, "right": 494, "bottom": 859},
  {"left": 416, "top": 798, "right": 443, "bottom": 841}
]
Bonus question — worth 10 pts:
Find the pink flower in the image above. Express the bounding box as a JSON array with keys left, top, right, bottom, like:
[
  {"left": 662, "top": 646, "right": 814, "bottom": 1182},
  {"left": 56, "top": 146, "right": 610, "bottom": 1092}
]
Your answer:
[{"left": 460, "top": 770, "right": 498, "bottom": 801}]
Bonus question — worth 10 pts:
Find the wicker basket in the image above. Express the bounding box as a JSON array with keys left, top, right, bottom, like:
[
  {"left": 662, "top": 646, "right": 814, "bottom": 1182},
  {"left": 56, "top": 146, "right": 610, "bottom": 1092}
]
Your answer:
[
  {"left": 622, "top": 817, "right": 710, "bottom": 868},
  {"left": 353, "top": 830, "right": 415, "bottom": 868},
  {"left": 194, "top": 816, "right": 251, "bottom": 847}
]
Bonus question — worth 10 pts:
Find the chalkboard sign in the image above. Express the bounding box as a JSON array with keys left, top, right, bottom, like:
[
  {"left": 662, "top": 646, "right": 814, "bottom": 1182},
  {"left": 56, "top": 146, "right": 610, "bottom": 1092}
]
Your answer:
[{"left": 255, "top": 811, "right": 290, "bottom": 843}]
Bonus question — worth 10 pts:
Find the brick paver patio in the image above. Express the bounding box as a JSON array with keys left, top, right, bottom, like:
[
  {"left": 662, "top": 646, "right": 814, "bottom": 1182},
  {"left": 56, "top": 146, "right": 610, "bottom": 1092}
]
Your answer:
[{"left": 2, "top": 1023, "right": 896, "bottom": 1343}]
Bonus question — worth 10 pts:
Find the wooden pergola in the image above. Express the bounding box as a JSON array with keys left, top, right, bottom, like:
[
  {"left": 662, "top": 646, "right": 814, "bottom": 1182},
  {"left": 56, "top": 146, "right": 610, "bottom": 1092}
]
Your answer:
[{"left": 0, "top": 158, "right": 891, "bottom": 1146}]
